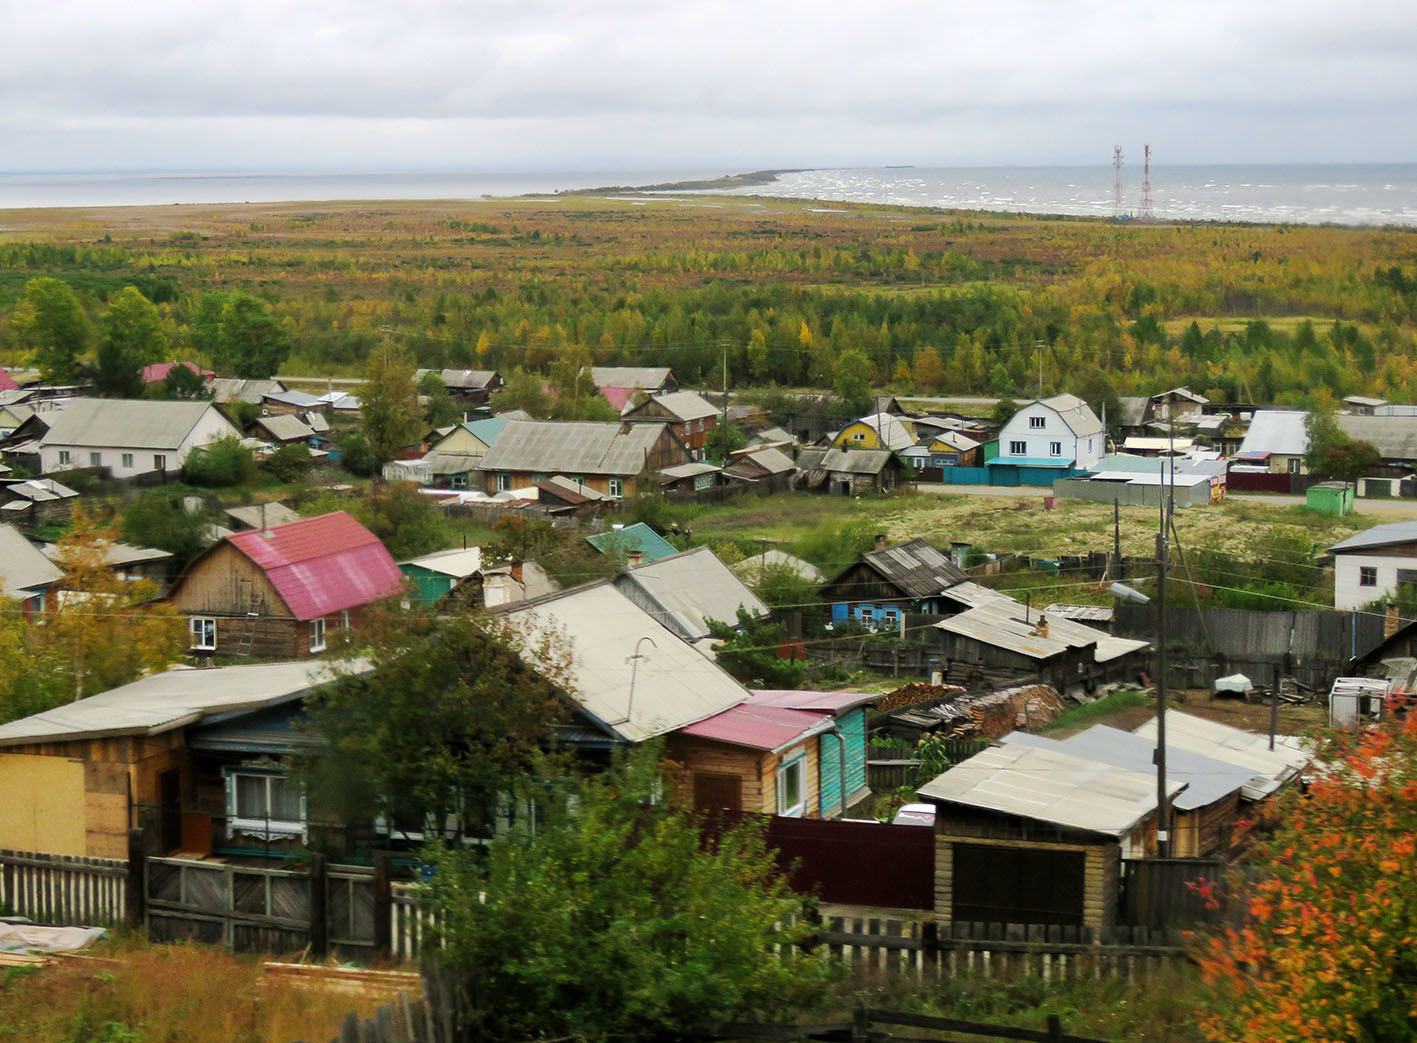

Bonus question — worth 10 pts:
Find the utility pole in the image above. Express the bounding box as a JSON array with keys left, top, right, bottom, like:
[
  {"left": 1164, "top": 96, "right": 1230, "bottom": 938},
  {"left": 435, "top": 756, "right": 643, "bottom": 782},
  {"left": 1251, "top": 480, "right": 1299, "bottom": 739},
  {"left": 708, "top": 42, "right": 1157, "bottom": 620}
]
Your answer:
[
  {"left": 1113, "top": 498, "right": 1123, "bottom": 580},
  {"left": 1154, "top": 416, "right": 1174, "bottom": 858}
]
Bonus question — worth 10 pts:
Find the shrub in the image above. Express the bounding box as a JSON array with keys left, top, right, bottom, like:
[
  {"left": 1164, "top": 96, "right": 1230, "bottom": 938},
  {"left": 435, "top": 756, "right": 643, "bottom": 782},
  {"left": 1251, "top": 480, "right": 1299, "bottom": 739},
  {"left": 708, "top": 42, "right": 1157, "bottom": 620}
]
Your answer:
[
  {"left": 263, "top": 442, "right": 314, "bottom": 482},
  {"left": 181, "top": 436, "right": 256, "bottom": 487}
]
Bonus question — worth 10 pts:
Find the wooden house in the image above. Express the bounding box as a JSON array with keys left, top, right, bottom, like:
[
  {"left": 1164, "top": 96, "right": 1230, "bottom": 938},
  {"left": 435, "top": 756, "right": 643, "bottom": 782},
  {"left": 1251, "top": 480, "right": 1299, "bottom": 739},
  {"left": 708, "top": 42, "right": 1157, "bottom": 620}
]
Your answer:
[
  {"left": 830, "top": 412, "right": 916, "bottom": 452},
  {"left": 621, "top": 391, "right": 720, "bottom": 458},
  {"left": 0, "top": 660, "right": 358, "bottom": 859},
  {"left": 795, "top": 446, "right": 901, "bottom": 495},
  {"left": 476, "top": 419, "right": 688, "bottom": 498},
  {"left": 919, "top": 741, "right": 1185, "bottom": 930},
  {"left": 658, "top": 461, "right": 724, "bottom": 495},
  {"left": 900, "top": 432, "right": 981, "bottom": 478},
  {"left": 40, "top": 538, "right": 173, "bottom": 587},
  {"left": 589, "top": 366, "right": 677, "bottom": 412},
  {"left": 0, "top": 476, "right": 80, "bottom": 528},
  {"left": 162, "top": 511, "right": 404, "bottom": 659},
  {"left": 416, "top": 369, "right": 505, "bottom": 406},
  {"left": 722, "top": 446, "right": 796, "bottom": 492},
  {"left": 210, "top": 377, "right": 287, "bottom": 406},
  {"left": 820, "top": 536, "right": 970, "bottom": 626},
  {"left": 0, "top": 523, "right": 63, "bottom": 615}
]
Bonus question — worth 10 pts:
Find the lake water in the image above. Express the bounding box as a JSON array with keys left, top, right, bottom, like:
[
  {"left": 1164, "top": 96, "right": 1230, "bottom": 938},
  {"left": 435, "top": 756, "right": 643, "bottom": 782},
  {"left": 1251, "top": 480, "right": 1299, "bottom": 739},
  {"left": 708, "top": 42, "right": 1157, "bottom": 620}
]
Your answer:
[{"left": 1, "top": 164, "right": 1413, "bottom": 227}]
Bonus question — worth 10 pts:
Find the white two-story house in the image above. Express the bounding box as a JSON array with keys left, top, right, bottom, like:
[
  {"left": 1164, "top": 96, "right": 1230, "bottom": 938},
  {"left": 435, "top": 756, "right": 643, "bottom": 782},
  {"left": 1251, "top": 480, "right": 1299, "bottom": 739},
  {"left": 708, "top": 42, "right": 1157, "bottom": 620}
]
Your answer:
[
  {"left": 1331, "top": 522, "right": 1417, "bottom": 610},
  {"left": 37, "top": 398, "right": 240, "bottom": 479},
  {"left": 990, "top": 394, "right": 1105, "bottom": 484}
]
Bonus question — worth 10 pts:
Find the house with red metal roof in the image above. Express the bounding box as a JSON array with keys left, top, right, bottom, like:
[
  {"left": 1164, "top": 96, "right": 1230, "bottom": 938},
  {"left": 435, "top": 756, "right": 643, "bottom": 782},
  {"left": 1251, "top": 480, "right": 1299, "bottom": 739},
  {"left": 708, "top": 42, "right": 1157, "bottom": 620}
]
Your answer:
[
  {"left": 163, "top": 511, "right": 404, "bottom": 659},
  {"left": 141, "top": 361, "right": 217, "bottom": 386}
]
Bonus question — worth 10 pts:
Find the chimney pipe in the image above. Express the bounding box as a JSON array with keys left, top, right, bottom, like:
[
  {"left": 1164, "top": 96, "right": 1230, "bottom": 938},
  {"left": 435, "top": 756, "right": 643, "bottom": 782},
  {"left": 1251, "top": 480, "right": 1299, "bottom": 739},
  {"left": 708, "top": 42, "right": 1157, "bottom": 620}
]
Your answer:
[{"left": 875, "top": 534, "right": 886, "bottom": 551}]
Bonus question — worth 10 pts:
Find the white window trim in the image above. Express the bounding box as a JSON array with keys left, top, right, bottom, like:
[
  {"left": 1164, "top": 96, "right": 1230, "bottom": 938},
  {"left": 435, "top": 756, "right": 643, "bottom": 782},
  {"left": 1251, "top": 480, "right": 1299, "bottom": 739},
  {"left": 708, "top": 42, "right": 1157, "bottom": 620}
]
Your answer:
[
  {"left": 190, "top": 616, "right": 216, "bottom": 651},
  {"left": 58, "top": 450, "right": 71, "bottom": 465},
  {"left": 121, "top": 452, "right": 134, "bottom": 468},
  {"left": 88, "top": 451, "right": 102, "bottom": 467},
  {"left": 153, "top": 454, "right": 167, "bottom": 470},
  {"left": 777, "top": 752, "right": 807, "bottom": 818},
  {"left": 608, "top": 477, "right": 624, "bottom": 498},
  {"left": 1009, "top": 440, "right": 1027, "bottom": 456},
  {"left": 224, "top": 767, "right": 307, "bottom": 842},
  {"left": 1050, "top": 441, "right": 1063, "bottom": 457},
  {"left": 1029, "top": 416, "right": 1045, "bottom": 429},
  {"left": 310, "top": 617, "right": 326, "bottom": 652}
]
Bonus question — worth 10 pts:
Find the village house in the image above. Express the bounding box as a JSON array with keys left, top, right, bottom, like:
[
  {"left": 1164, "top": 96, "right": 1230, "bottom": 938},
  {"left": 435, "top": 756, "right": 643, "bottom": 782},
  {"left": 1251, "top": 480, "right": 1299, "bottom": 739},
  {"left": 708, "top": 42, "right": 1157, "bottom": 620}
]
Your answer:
[
  {"left": 0, "top": 523, "right": 64, "bottom": 615},
  {"left": 1131, "top": 712, "right": 1310, "bottom": 801},
  {"left": 162, "top": 511, "right": 404, "bottom": 659},
  {"left": 247, "top": 413, "right": 325, "bottom": 450},
  {"left": 612, "top": 546, "right": 768, "bottom": 646},
  {"left": 990, "top": 394, "right": 1104, "bottom": 485},
  {"left": 0, "top": 399, "right": 33, "bottom": 438},
  {"left": 210, "top": 377, "right": 287, "bottom": 406},
  {"left": 795, "top": 445, "right": 902, "bottom": 495},
  {"left": 589, "top": 366, "right": 677, "bottom": 412},
  {"left": 1329, "top": 521, "right": 1417, "bottom": 610},
  {"left": 1234, "top": 409, "right": 1308, "bottom": 474},
  {"left": 533, "top": 475, "right": 613, "bottom": 517},
  {"left": 416, "top": 369, "right": 505, "bottom": 406},
  {"left": 722, "top": 445, "right": 797, "bottom": 492},
  {"left": 36, "top": 398, "right": 240, "bottom": 480},
  {"left": 475, "top": 419, "right": 688, "bottom": 498},
  {"left": 658, "top": 461, "right": 725, "bottom": 496},
  {"left": 0, "top": 476, "right": 80, "bottom": 528},
  {"left": 830, "top": 412, "right": 916, "bottom": 453},
  {"left": 399, "top": 546, "right": 557, "bottom": 610},
  {"left": 141, "top": 361, "right": 216, "bottom": 387},
  {"left": 585, "top": 521, "right": 679, "bottom": 564},
  {"left": 899, "top": 431, "right": 981, "bottom": 477},
  {"left": 819, "top": 536, "right": 970, "bottom": 626},
  {"left": 919, "top": 741, "right": 1187, "bottom": 930},
  {"left": 260, "top": 389, "right": 327, "bottom": 416},
  {"left": 621, "top": 391, "right": 720, "bottom": 458},
  {"left": 40, "top": 538, "right": 173, "bottom": 587},
  {"left": 0, "top": 660, "right": 363, "bottom": 859}
]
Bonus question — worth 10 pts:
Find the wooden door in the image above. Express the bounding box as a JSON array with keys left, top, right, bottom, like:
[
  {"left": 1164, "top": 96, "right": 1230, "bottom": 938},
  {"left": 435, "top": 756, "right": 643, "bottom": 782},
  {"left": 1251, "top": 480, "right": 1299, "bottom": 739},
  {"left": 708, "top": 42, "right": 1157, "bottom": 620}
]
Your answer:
[
  {"left": 952, "top": 842, "right": 1086, "bottom": 927},
  {"left": 158, "top": 768, "right": 182, "bottom": 854},
  {"left": 692, "top": 772, "right": 742, "bottom": 813}
]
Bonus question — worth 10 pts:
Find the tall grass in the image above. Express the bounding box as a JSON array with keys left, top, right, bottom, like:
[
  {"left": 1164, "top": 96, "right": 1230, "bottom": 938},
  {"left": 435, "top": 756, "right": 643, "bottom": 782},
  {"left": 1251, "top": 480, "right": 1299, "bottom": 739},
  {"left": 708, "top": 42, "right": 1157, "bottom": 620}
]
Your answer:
[
  {"left": 0, "top": 938, "right": 384, "bottom": 1043},
  {"left": 1043, "top": 689, "right": 1149, "bottom": 733}
]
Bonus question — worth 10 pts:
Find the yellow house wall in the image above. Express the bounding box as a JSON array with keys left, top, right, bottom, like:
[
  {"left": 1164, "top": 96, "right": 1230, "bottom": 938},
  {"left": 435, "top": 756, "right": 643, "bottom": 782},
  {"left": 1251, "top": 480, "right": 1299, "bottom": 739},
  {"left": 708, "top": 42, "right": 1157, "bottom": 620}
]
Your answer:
[
  {"left": 434, "top": 427, "right": 491, "bottom": 454},
  {"left": 832, "top": 421, "right": 884, "bottom": 450},
  {"left": 0, "top": 754, "right": 88, "bottom": 856}
]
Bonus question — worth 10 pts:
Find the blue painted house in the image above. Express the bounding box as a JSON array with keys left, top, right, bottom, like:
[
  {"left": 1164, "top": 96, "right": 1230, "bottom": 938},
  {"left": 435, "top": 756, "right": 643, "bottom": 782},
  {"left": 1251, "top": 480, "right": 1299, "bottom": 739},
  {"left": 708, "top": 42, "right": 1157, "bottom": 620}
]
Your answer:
[{"left": 819, "top": 537, "right": 972, "bottom": 628}]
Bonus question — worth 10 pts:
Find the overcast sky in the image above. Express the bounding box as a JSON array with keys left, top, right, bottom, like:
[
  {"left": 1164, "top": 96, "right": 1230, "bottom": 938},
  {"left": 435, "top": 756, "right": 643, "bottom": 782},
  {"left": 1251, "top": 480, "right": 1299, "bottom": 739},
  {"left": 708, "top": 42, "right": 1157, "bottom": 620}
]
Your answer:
[{"left": 6, "top": 0, "right": 1415, "bottom": 173}]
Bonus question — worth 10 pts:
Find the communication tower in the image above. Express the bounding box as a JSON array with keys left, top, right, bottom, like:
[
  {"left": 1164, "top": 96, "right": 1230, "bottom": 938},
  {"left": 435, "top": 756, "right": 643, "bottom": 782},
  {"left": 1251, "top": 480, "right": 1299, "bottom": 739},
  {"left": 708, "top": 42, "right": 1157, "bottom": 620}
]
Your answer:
[
  {"left": 1139, "top": 143, "right": 1154, "bottom": 220},
  {"left": 1112, "top": 146, "right": 1124, "bottom": 219}
]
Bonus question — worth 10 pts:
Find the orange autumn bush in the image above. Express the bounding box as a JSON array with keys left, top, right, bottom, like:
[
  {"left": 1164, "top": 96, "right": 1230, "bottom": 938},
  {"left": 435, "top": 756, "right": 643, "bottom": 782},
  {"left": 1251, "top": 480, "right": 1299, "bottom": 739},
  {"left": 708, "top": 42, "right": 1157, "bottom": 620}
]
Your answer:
[{"left": 1195, "top": 712, "right": 1417, "bottom": 1042}]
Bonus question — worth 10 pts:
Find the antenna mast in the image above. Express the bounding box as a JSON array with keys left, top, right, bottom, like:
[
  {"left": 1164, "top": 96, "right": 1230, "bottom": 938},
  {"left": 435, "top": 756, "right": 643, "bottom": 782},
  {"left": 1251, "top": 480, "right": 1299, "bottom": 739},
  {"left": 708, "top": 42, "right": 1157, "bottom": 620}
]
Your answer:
[
  {"left": 1112, "top": 146, "right": 1124, "bottom": 219},
  {"left": 1139, "top": 143, "right": 1154, "bottom": 220}
]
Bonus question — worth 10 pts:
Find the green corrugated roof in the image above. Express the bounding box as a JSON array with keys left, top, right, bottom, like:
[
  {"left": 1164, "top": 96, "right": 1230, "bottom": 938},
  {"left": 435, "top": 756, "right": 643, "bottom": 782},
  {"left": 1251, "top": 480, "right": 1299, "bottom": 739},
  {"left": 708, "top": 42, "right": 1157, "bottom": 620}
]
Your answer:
[{"left": 585, "top": 523, "right": 677, "bottom": 562}]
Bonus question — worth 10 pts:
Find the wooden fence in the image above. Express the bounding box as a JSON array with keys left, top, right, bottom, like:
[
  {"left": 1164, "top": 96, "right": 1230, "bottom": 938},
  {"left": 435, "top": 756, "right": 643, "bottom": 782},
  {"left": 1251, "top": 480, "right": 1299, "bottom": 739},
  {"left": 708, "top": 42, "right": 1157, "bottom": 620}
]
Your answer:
[{"left": 0, "top": 849, "right": 131, "bottom": 926}]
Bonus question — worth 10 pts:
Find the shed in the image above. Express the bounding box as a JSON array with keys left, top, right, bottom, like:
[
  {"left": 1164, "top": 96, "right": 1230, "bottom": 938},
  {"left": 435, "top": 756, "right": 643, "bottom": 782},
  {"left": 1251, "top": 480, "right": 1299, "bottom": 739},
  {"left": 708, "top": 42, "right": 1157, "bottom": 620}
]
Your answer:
[
  {"left": 1306, "top": 481, "right": 1355, "bottom": 517},
  {"left": 1131, "top": 712, "right": 1309, "bottom": 800},
  {"left": 749, "top": 689, "right": 877, "bottom": 818}
]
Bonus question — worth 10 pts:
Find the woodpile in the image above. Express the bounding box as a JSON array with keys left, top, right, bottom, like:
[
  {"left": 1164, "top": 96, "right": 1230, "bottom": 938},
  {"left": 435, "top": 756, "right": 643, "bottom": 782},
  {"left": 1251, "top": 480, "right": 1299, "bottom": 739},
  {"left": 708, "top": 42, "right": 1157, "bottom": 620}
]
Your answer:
[
  {"left": 873, "top": 682, "right": 966, "bottom": 714},
  {"left": 872, "top": 682, "right": 1064, "bottom": 740}
]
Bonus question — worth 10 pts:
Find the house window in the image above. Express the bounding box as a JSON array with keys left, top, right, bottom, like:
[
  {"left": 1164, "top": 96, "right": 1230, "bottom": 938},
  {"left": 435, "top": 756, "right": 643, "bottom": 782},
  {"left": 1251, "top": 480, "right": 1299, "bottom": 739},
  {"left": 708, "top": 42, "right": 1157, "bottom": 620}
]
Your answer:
[
  {"left": 1029, "top": 416, "right": 1045, "bottom": 429},
  {"left": 1009, "top": 440, "right": 1027, "bottom": 456},
  {"left": 853, "top": 431, "right": 866, "bottom": 441},
  {"left": 1360, "top": 566, "right": 1377, "bottom": 587},
  {"left": 190, "top": 616, "right": 216, "bottom": 651},
  {"left": 777, "top": 754, "right": 806, "bottom": 818},
  {"left": 225, "top": 768, "right": 306, "bottom": 841},
  {"left": 154, "top": 454, "right": 166, "bottom": 470},
  {"left": 1288, "top": 459, "right": 1302, "bottom": 474},
  {"left": 310, "top": 617, "right": 326, "bottom": 652},
  {"left": 608, "top": 478, "right": 624, "bottom": 497},
  {"left": 496, "top": 473, "right": 511, "bottom": 492},
  {"left": 883, "top": 608, "right": 900, "bottom": 629},
  {"left": 89, "top": 452, "right": 102, "bottom": 467},
  {"left": 122, "top": 453, "right": 134, "bottom": 469},
  {"left": 1050, "top": 441, "right": 1062, "bottom": 457},
  {"left": 451, "top": 474, "right": 468, "bottom": 490},
  {"left": 58, "top": 450, "right": 71, "bottom": 465}
]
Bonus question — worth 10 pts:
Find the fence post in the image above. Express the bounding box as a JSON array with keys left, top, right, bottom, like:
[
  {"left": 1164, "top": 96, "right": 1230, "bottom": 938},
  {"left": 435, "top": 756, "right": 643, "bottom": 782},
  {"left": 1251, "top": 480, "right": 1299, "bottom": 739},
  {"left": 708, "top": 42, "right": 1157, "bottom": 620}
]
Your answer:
[
  {"left": 373, "top": 851, "right": 393, "bottom": 962},
  {"left": 921, "top": 919, "right": 939, "bottom": 975},
  {"left": 852, "top": 1004, "right": 870, "bottom": 1043},
  {"left": 125, "top": 829, "right": 146, "bottom": 932},
  {"left": 309, "top": 852, "right": 328, "bottom": 959},
  {"left": 1046, "top": 1013, "right": 1062, "bottom": 1042}
]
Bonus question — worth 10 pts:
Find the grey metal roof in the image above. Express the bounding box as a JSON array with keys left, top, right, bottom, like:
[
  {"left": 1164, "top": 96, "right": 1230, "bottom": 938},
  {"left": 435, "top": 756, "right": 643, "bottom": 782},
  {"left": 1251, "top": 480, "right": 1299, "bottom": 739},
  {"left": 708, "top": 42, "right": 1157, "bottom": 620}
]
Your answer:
[
  {"left": 478, "top": 420, "right": 671, "bottom": 477},
  {"left": 1003, "top": 727, "right": 1252, "bottom": 811},
  {"left": 633, "top": 391, "right": 719, "bottom": 423},
  {"left": 421, "top": 368, "right": 499, "bottom": 391},
  {"left": 1237, "top": 409, "right": 1309, "bottom": 457},
  {"left": 253, "top": 414, "right": 315, "bottom": 442},
  {"left": 935, "top": 599, "right": 1149, "bottom": 663},
  {"left": 846, "top": 412, "right": 915, "bottom": 451},
  {"left": 814, "top": 446, "right": 896, "bottom": 476},
  {"left": 40, "top": 539, "right": 171, "bottom": 570},
  {"left": 38, "top": 398, "right": 229, "bottom": 451},
  {"left": 210, "top": 378, "right": 285, "bottom": 404},
  {"left": 1131, "top": 712, "right": 1310, "bottom": 799},
  {"left": 724, "top": 446, "right": 796, "bottom": 476},
  {"left": 0, "top": 660, "right": 368, "bottom": 747},
  {"left": 2, "top": 478, "right": 79, "bottom": 503},
  {"left": 496, "top": 582, "right": 749, "bottom": 743},
  {"left": 752, "top": 427, "right": 797, "bottom": 446},
  {"left": 859, "top": 538, "right": 969, "bottom": 599},
  {"left": 917, "top": 741, "right": 1184, "bottom": 837},
  {"left": 659, "top": 461, "right": 721, "bottom": 481},
  {"left": 615, "top": 546, "right": 768, "bottom": 641},
  {"left": 1330, "top": 520, "right": 1417, "bottom": 554},
  {"left": 1044, "top": 604, "right": 1115, "bottom": 623},
  {"left": 0, "top": 524, "right": 64, "bottom": 596},
  {"left": 224, "top": 503, "right": 302, "bottom": 530},
  {"left": 400, "top": 546, "right": 484, "bottom": 578},
  {"left": 1038, "top": 394, "right": 1105, "bottom": 439},
  {"left": 733, "top": 550, "right": 823, "bottom": 584},
  {"left": 263, "top": 390, "right": 325, "bottom": 409},
  {"left": 590, "top": 366, "right": 673, "bottom": 389},
  {"left": 1336, "top": 415, "right": 1417, "bottom": 461}
]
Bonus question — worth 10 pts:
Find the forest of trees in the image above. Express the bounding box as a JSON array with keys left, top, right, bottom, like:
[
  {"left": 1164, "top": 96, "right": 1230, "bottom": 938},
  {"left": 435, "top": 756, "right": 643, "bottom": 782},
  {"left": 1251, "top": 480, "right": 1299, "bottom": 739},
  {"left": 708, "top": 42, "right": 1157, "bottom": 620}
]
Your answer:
[{"left": 2, "top": 199, "right": 1416, "bottom": 413}]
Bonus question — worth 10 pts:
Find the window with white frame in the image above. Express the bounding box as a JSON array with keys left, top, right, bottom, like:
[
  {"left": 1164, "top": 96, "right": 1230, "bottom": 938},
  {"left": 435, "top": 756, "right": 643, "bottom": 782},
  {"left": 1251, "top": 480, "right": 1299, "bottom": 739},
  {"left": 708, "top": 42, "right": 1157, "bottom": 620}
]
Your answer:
[
  {"left": 58, "top": 450, "right": 71, "bottom": 465},
  {"left": 89, "top": 451, "right": 101, "bottom": 467},
  {"left": 190, "top": 616, "right": 216, "bottom": 650},
  {"left": 496, "top": 473, "right": 511, "bottom": 491},
  {"left": 1050, "top": 441, "right": 1062, "bottom": 456},
  {"left": 1009, "top": 440, "right": 1027, "bottom": 455},
  {"left": 608, "top": 477, "right": 624, "bottom": 497},
  {"left": 121, "top": 453, "right": 134, "bottom": 469},
  {"left": 153, "top": 454, "right": 166, "bottom": 470},
  {"left": 1029, "top": 416, "right": 1045, "bottom": 429},
  {"left": 225, "top": 767, "right": 306, "bottom": 841},
  {"left": 776, "top": 754, "right": 806, "bottom": 818},
  {"left": 1360, "top": 566, "right": 1377, "bottom": 587},
  {"left": 309, "top": 617, "right": 326, "bottom": 652}
]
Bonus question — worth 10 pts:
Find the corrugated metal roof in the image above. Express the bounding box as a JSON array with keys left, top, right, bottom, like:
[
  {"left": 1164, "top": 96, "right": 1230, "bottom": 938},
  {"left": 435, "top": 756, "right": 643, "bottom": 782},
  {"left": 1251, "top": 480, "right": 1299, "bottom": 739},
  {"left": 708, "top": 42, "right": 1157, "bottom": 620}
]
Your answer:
[
  {"left": 224, "top": 503, "right": 302, "bottom": 530},
  {"left": 427, "top": 368, "right": 498, "bottom": 391},
  {"left": 935, "top": 600, "right": 1148, "bottom": 663},
  {"left": 263, "top": 390, "right": 325, "bottom": 408},
  {"left": 210, "top": 378, "right": 285, "bottom": 404},
  {"left": 40, "top": 539, "right": 170, "bottom": 570},
  {"left": 1003, "top": 727, "right": 1252, "bottom": 811},
  {"left": 586, "top": 522, "right": 678, "bottom": 562},
  {"left": 590, "top": 366, "right": 673, "bottom": 390},
  {"left": 1237, "top": 410, "right": 1309, "bottom": 457},
  {"left": 615, "top": 546, "right": 767, "bottom": 641},
  {"left": 39, "top": 398, "right": 232, "bottom": 451},
  {"left": 0, "top": 524, "right": 64, "bottom": 596},
  {"left": 918, "top": 741, "right": 1184, "bottom": 837},
  {"left": 478, "top": 420, "right": 671, "bottom": 477},
  {"left": 0, "top": 660, "right": 367, "bottom": 747},
  {"left": 400, "top": 546, "right": 484, "bottom": 578},
  {"left": 635, "top": 391, "right": 719, "bottom": 423},
  {"left": 1131, "top": 711, "right": 1310, "bottom": 799},
  {"left": 3, "top": 478, "right": 80, "bottom": 503},
  {"left": 1045, "top": 604, "right": 1115, "bottom": 623},
  {"left": 857, "top": 538, "right": 968, "bottom": 600},
  {"left": 226, "top": 511, "right": 403, "bottom": 620},
  {"left": 254, "top": 414, "right": 315, "bottom": 442},
  {"left": 496, "top": 582, "right": 749, "bottom": 743},
  {"left": 1038, "top": 394, "right": 1105, "bottom": 439},
  {"left": 749, "top": 689, "right": 879, "bottom": 714},
  {"left": 725, "top": 446, "right": 795, "bottom": 475},
  {"left": 660, "top": 461, "right": 721, "bottom": 481},
  {"left": 733, "top": 551, "right": 823, "bottom": 584},
  {"left": 1336, "top": 415, "right": 1417, "bottom": 461},
  {"left": 842, "top": 412, "right": 915, "bottom": 451},
  {"left": 680, "top": 702, "right": 829, "bottom": 752},
  {"left": 815, "top": 447, "right": 895, "bottom": 475},
  {"left": 1330, "top": 520, "right": 1417, "bottom": 554}
]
